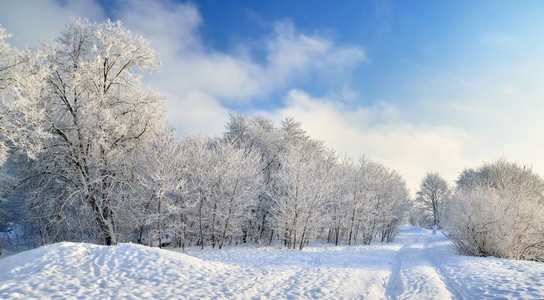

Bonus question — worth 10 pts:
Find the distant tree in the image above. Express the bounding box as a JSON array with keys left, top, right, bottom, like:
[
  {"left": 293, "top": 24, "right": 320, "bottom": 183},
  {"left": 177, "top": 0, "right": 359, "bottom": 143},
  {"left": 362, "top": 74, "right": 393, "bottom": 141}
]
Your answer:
[{"left": 416, "top": 172, "right": 450, "bottom": 227}]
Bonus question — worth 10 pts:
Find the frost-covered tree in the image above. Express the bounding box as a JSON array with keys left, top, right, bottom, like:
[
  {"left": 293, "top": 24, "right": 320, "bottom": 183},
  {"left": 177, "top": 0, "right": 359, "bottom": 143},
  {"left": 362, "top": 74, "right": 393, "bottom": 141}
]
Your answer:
[
  {"left": 374, "top": 168, "right": 410, "bottom": 243},
  {"left": 357, "top": 160, "right": 409, "bottom": 244},
  {"left": 122, "top": 129, "right": 184, "bottom": 247},
  {"left": 224, "top": 113, "right": 283, "bottom": 244},
  {"left": 0, "top": 25, "right": 18, "bottom": 165},
  {"left": 1, "top": 26, "right": 48, "bottom": 252},
  {"left": 0, "top": 25, "right": 48, "bottom": 166},
  {"left": 19, "top": 19, "right": 165, "bottom": 245},
  {"left": 177, "top": 136, "right": 263, "bottom": 249},
  {"left": 343, "top": 158, "right": 376, "bottom": 245},
  {"left": 325, "top": 156, "right": 354, "bottom": 246},
  {"left": 445, "top": 159, "right": 544, "bottom": 260},
  {"left": 207, "top": 141, "right": 263, "bottom": 249},
  {"left": 416, "top": 172, "right": 450, "bottom": 227},
  {"left": 319, "top": 156, "right": 409, "bottom": 246},
  {"left": 271, "top": 139, "right": 335, "bottom": 249},
  {"left": 177, "top": 136, "right": 214, "bottom": 248}
]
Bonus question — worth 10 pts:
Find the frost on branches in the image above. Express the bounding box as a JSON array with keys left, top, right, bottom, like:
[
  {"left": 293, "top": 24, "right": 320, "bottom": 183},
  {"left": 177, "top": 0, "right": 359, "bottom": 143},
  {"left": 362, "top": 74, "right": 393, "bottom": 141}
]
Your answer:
[
  {"left": 223, "top": 114, "right": 410, "bottom": 250},
  {"left": 0, "top": 25, "right": 48, "bottom": 166},
  {"left": 1, "top": 26, "right": 49, "bottom": 253}
]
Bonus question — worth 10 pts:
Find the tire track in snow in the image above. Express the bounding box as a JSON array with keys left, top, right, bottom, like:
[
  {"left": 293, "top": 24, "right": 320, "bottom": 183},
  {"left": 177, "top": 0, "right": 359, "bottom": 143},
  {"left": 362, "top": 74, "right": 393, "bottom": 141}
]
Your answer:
[
  {"left": 425, "top": 236, "right": 470, "bottom": 299},
  {"left": 385, "top": 242, "right": 408, "bottom": 299}
]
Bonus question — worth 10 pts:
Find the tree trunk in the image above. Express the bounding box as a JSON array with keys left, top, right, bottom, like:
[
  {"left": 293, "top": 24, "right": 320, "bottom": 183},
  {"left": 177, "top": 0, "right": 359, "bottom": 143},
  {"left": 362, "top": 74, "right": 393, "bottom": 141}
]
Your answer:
[
  {"left": 198, "top": 195, "right": 205, "bottom": 250},
  {"left": 157, "top": 196, "right": 162, "bottom": 248},
  {"left": 348, "top": 208, "right": 356, "bottom": 245},
  {"left": 90, "top": 195, "right": 117, "bottom": 245}
]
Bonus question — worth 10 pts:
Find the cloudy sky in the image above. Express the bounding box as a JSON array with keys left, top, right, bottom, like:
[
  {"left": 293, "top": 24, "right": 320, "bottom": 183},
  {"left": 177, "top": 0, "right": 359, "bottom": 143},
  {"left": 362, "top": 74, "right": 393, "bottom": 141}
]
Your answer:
[{"left": 2, "top": 0, "right": 544, "bottom": 193}]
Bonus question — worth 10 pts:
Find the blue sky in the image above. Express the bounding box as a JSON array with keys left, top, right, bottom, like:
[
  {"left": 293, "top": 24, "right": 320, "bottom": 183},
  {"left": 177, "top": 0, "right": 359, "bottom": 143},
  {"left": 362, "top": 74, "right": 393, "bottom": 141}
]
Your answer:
[{"left": 2, "top": 0, "right": 544, "bottom": 192}]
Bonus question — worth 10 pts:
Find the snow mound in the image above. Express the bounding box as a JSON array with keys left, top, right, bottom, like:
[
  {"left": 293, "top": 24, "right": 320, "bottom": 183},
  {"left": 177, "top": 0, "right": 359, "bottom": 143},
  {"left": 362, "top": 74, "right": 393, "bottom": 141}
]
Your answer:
[
  {"left": 0, "top": 242, "right": 239, "bottom": 299},
  {"left": 1, "top": 227, "right": 543, "bottom": 299}
]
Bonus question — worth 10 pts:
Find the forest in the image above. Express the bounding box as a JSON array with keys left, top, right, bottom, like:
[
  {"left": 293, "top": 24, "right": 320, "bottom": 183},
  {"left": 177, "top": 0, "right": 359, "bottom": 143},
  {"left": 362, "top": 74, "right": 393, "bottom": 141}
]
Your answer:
[{"left": 1, "top": 19, "right": 543, "bottom": 261}]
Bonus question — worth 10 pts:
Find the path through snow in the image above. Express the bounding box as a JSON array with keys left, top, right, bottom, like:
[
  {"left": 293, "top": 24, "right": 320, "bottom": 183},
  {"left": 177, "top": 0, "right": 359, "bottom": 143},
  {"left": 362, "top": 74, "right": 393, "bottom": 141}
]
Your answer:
[
  {"left": 384, "top": 227, "right": 458, "bottom": 299},
  {"left": 1, "top": 226, "right": 543, "bottom": 299}
]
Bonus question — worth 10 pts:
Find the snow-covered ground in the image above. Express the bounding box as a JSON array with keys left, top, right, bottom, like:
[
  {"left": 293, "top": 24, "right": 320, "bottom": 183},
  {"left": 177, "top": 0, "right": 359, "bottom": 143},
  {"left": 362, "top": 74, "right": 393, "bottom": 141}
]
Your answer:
[{"left": 0, "top": 227, "right": 543, "bottom": 299}]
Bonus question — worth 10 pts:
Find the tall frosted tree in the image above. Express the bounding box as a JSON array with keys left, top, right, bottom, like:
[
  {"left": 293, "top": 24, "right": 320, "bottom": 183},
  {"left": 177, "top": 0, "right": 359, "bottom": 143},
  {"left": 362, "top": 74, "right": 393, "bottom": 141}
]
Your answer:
[{"left": 22, "top": 19, "right": 165, "bottom": 245}]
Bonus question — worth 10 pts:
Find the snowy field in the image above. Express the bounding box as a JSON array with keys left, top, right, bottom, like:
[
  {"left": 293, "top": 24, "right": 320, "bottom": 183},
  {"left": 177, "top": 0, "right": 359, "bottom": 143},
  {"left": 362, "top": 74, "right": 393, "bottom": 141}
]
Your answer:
[{"left": 0, "top": 227, "right": 543, "bottom": 299}]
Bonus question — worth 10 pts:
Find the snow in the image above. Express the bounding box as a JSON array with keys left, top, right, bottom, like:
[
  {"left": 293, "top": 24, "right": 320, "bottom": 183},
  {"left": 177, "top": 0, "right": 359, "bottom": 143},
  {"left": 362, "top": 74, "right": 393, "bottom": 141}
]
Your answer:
[{"left": 1, "top": 227, "right": 543, "bottom": 299}]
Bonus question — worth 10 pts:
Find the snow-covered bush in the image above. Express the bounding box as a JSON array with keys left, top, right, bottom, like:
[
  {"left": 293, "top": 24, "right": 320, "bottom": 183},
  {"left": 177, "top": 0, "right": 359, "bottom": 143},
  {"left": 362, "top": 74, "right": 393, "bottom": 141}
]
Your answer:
[{"left": 444, "top": 159, "right": 544, "bottom": 260}]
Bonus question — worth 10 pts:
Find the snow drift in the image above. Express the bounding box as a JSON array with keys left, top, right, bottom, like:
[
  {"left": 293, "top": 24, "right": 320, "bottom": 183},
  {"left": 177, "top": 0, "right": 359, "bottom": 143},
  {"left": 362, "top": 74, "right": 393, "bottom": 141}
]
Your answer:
[{"left": 1, "top": 227, "right": 543, "bottom": 299}]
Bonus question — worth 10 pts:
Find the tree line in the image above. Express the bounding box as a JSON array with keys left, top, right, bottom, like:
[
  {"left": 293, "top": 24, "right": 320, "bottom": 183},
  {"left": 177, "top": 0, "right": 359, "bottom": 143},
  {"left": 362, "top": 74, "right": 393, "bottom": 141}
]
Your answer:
[
  {"left": 1, "top": 20, "right": 543, "bottom": 260},
  {"left": 0, "top": 20, "right": 409, "bottom": 251}
]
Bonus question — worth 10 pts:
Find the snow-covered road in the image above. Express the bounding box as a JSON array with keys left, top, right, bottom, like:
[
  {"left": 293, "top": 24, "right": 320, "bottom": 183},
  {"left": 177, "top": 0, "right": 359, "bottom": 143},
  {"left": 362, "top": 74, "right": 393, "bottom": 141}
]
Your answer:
[{"left": 1, "top": 227, "right": 543, "bottom": 299}]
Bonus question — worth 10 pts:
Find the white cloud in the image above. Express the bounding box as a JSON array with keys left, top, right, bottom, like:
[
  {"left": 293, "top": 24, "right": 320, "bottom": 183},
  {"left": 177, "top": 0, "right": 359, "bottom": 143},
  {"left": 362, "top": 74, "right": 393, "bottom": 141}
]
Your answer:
[
  {"left": 111, "top": 0, "right": 202, "bottom": 53},
  {"left": 0, "top": 0, "right": 104, "bottom": 48},
  {"left": 169, "top": 90, "right": 230, "bottom": 136},
  {"left": 266, "top": 21, "right": 366, "bottom": 84},
  {"left": 274, "top": 89, "right": 476, "bottom": 192},
  {"left": 0, "top": 0, "right": 367, "bottom": 137},
  {"left": 109, "top": 1, "right": 366, "bottom": 135}
]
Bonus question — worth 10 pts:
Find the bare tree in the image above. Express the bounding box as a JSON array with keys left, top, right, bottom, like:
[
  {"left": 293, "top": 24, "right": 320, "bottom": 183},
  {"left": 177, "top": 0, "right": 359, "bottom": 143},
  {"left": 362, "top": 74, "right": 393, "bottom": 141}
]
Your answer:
[{"left": 416, "top": 172, "right": 450, "bottom": 227}]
